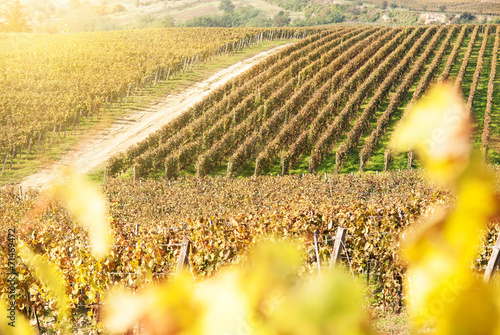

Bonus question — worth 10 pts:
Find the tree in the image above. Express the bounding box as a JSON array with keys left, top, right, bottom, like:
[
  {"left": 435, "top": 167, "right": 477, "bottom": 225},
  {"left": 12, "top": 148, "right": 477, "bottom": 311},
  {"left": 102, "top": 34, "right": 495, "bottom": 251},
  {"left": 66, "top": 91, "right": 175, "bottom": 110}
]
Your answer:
[
  {"left": 219, "top": 0, "right": 234, "bottom": 13},
  {"left": 272, "top": 11, "right": 290, "bottom": 26},
  {"left": 381, "top": 1, "right": 387, "bottom": 9},
  {"left": 459, "top": 12, "right": 474, "bottom": 22},
  {"left": 439, "top": 5, "right": 446, "bottom": 12},
  {"left": 328, "top": 10, "right": 344, "bottom": 23},
  {"left": 2, "top": 0, "right": 30, "bottom": 32}
]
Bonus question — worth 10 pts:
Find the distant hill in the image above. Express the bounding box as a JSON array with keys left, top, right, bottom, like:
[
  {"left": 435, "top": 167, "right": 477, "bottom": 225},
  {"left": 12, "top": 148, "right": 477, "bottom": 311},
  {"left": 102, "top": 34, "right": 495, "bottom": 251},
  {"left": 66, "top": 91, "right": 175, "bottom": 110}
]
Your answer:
[
  {"left": 18, "top": 0, "right": 303, "bottom": 32},
  {"left": 14, "top": 0, "right": 500, "bottom": 32}
]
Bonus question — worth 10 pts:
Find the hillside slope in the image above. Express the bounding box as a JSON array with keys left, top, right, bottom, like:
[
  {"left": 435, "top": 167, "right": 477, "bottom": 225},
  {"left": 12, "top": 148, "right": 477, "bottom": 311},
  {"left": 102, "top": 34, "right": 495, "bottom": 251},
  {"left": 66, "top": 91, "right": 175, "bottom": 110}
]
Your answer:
[
  {"left": 108, "top": 24, "right": 500, "bottom": 178},
  {"left": 18, "top": 43, "right": 291, "bottom": 189}
]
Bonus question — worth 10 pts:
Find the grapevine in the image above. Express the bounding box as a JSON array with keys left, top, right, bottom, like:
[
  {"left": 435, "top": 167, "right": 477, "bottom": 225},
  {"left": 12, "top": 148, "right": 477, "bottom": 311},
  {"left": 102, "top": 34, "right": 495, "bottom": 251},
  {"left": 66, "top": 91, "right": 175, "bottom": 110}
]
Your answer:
[{"left": 481, "top": 26, "right": 499, "bottom": 149}]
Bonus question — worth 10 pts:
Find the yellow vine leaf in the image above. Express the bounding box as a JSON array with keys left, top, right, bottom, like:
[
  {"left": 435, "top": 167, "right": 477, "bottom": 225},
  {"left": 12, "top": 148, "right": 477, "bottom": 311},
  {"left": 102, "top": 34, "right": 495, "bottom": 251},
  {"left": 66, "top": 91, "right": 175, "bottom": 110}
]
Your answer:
[
  {"left": 437, "top": 279, "right": 500, "bottom": 335},
  {"left": 103, "top": 240, "right": 368, "bottom": 335},
  {"left": 0, "top": 298, "right": 34, "bottom": 335},
  {"left": 50, "top": 168, "right": 113, "bottom": 259},
  {"left": 104, "top": 275, "right": 203, "bottom": 335},
  {"left": 269, "top": 270, "right": 368, "bottom": 335},
  {"left": 197, "top": 272, "right": 253, "bottom": 335},
  {"left": 391, "top": 82, "right": 500, "bottom": 332},
  {"left": 19, "top": 241, "right": 71, "bottom": 334},
  {"left": 391, "top": 82, "right": 472, "bottom": 187}
]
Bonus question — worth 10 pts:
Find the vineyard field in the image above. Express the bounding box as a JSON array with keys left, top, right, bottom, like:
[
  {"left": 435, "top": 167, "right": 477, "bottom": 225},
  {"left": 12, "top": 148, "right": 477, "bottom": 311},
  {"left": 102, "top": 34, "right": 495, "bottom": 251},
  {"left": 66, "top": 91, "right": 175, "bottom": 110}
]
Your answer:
[
  {"left": 0, "top": 26, "right": 312, "bottom": 182},
  {"left": 108, "top": 24, "right": 500, "bottom": 179},
  {"left": 1, "top": 171, "right": 499, "bottom": 331},
  {"left": 4, "top": 20, "right": 500, "bottom": 335}
]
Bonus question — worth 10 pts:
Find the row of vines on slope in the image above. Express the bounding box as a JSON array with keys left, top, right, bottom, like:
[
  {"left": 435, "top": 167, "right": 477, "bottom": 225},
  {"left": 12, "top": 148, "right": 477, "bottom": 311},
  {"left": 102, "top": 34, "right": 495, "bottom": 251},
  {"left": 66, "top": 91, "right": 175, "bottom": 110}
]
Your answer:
[
  {"left": 465, "top": 25, "right": 489, "bottom": 114},
  {"left": 251, "top": 28, "right": 401, "bottom": 175},
  {"left": 170, "top": 28, "right": 379, "bottom": 177},
  {"left": 336, "top": 26, "right": 447, "bottom": 172},
  {"left": 307, "top": 27, "right": 432, "bottom": 172},
  {"left": 107, "top": 25, "right": 500, "bottom": 177},
  {"left": 360, "top": 26, "right": 459, "bottom": 166},
  {"left": 108, "top": 27, "right": 358, "bottom": 176},
  {"left": 482, "top": 26, "right": 500, "bottom": 149},
  {"left": 437, "top": 25, "right": 469, "bottom": 83},
  {"left": 453, "top": 25, "right": 479, "bottom": 92}
]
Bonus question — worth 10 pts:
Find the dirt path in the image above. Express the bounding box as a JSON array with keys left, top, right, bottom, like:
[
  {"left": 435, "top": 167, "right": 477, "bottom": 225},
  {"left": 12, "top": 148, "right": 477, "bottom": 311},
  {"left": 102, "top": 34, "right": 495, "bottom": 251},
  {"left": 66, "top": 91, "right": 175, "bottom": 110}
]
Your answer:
[{"left": 19, "top": 43, "right": 291, "bottom": 190}]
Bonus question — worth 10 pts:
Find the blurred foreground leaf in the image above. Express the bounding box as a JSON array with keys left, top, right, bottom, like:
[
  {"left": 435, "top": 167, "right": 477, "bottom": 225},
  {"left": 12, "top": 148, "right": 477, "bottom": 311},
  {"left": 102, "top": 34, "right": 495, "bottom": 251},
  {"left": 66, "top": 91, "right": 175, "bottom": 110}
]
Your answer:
[
  {"left": 104, "top": 240, "right": 369, "bottom": 335},
  {"left": 391, "top": 82, "right": 472, "bottom": 187},
  {"left": 392, "top": 82, "right": 500, "bottom": 333},
  {"left": 19, "top": 241, "right": 71, "bottom": 334},
  {"left": 51, "top": 168, "right": 112, "bottom": 259},
  {"left": 0, "top": 298, "right": 34, "bottom": 335}
]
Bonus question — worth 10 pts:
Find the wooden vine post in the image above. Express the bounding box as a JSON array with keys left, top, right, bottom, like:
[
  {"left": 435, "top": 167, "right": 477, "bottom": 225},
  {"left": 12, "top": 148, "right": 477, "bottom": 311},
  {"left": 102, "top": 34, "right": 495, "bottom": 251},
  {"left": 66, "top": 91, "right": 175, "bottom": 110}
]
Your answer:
[
  {"left": 86, "top": 108, "right": 90, "bottom": 124},
  {"left": 2, "top": 153, "right": 8, "bottom": 175},
  {"left": 41, "top": 133, "right": 46, "bottom": 152},
  {"left": 72, "top": 113, "right": 77, "bottom": 132},
  {"left": 78, "top": 109, "right": 82, "bottom": 128},
  {"left": 483, "top": 234, "right": 500, "bottom": 283},
  {"left": 50, "top": 125, "right": 56, "bottom": 145},
  {"left": 334, "top": 153, "right": 339, "bottom": 174},
  {"left": 330, "top": 226, "right": 347, "bottom": 268},
  {"left": 175, "top": 238, "right": 191, "bottom": 277},
  {"left": 313, "top": 230, "right": 322, "bottom": 276},
  {"left": 10, "top": 146, "right": 14, "bottom": 169},
  {"left": 34, "top": 135, "right": 39, "bottom": 155}
]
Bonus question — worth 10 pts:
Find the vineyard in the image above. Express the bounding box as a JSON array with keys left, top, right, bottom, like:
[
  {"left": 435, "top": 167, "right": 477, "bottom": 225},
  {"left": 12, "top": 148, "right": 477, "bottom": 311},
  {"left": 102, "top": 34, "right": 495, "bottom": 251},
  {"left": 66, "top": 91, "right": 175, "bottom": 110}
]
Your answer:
[
  {"left": 0, "top": 26, "right": 312, "bottom": 179},
  {"left": 107, "top": 24, "right": 500, "bottom": 179},
  {"left": 1, "top": 171, "right": 499, "bottom": 332},
  {"left": 4, "top": 23, "right": 500, "bottom": 334}
]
